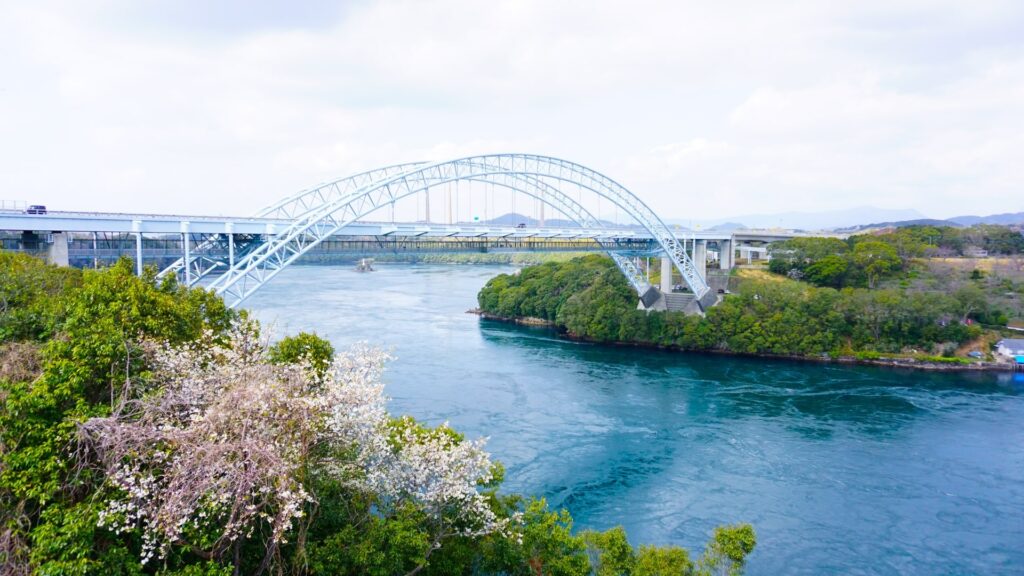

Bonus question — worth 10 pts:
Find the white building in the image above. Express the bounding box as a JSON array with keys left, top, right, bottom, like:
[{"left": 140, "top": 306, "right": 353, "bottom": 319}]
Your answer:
[{"left": 995, "top": 339, "right": 1024, "bottom": 359}]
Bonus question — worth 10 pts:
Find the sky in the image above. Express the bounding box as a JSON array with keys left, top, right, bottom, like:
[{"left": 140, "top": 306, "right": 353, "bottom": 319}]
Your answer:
[{"left": 1, "top": 0, "right": 1022, "bottom": 222}]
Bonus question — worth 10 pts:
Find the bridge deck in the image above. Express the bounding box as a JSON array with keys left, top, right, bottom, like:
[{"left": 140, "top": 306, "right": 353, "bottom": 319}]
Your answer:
[
  {"left": 1, "top": 210, "right": 663, "bottom": 239},
  {"left": 0, "top": 210, "right": 810, "bottom": 243}
]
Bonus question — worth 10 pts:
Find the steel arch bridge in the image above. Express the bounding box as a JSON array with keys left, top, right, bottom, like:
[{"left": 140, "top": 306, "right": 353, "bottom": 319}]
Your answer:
[{"left": 160, "top": 154, "right": 712, "bottom": 310}]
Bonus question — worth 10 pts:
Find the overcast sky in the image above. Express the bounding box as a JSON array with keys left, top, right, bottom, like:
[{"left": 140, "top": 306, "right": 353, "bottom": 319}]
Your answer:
[{"left": 1, "top": 0, "right": 1022, "bottom": 221}]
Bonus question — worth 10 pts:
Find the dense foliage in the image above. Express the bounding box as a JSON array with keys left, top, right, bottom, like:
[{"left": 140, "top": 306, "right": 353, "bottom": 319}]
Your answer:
[
  {"left": 0, "top": 252, "right": 83, "bottom": 341},
  {"left": 907, "top": 224, "right": 1024, "bottom": 256},
  {"left": 769, "top": 225, "right": 1024, "bottom": 288},
  {"left": 768, "top": 238, "right": 903, "bottom": 288},
  {"left": 0, "top": 253, "right": 755, "bottom": 575},
  {"left": 478, "top": 255, "right": 986, "bottom": 356}
]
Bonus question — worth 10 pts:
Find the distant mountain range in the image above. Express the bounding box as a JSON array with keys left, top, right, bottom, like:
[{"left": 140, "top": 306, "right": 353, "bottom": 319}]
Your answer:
[
  {"left": 832, "top": 219, "right": 958, "bottom": 233},
  {"left": 671, "top": 207, "right": 1024, "bottom": 232},
  {"left": 476, "top": 213, "right": 625, "bottom": 228},
  {"left": 475, "top": 207, "right": 1024, "bottom": 233},
  {"left": 835, "top": 212, "right": 1024, "bottom": 233},
  {"left": 666, "top": 206, "right": 927, "bottom": 232},
  {"left": 946, "top": 212, "right": 1024, "bottom": 226}
]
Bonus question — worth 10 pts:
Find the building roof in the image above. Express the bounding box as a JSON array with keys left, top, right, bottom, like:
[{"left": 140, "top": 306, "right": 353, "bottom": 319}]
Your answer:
[{"left": 998, "top": 339, "right": 1024, "bottom": 349}]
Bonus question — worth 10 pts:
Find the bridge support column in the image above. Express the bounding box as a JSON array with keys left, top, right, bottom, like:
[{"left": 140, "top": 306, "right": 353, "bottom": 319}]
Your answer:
[
  {"left": 719, "top": 239, "right": 733, "bottom": 271},
  {"left": 135, "top": 233, "right": 143, "bottom": 276},
  {"left": 47, "top": 232, "right": 69, "bottom": 267},
  {"left": 227, "top": 225, "right": 235, "bottom": 269},
  {"left": 181, "top": 222, "right": 191, "bottom": 286},
  {"left": 661, "top": 256, "right": 672, "bottom": 293},
  {"left": 132, "top": 220, "right": 143, "bottom": 276},
  {"left": 694, "top": 239, "right": 707, "bottom": 280}
]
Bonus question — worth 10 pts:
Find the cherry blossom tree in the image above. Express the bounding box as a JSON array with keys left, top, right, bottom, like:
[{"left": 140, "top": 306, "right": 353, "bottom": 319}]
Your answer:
[{"left": 77, "top": 322, "right": 505, "bottom": 573}]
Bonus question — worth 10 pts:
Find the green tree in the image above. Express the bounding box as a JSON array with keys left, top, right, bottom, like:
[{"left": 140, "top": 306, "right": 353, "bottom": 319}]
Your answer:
[
  {"left": 768, "top": 238, "right": 849, "bottom": 277},
  {"left": 634, "top": 545, "right": 694, "bottom": 576},
  {"left": 953, "top": 283, "right": 988, "bottom": 324},
  {"left": 1, "top": 258, "right": 235, "bottom": 575},
  {"left": 852, "top": 241, "right": 901, "bottom": 288},
  {"left": 583, "top": 526, "right": 636, "bottom": 576},
  {"left": 803, "top": 254, "right": 849, "bottom": 287},
  {"left": 486, "top": 498, "right": 590, "bottom": 576},
  {"left": 307, "top": 503, "right": 432, "bottom": 576},
  {"left": 0, "top": 252, "right": 82, "bottom": 342},
  {"left": 696, "top": 524, "right": 756, "bottom": 576},
  {"left": 268, "top": 331, "right": 336, "bottom": 380}
]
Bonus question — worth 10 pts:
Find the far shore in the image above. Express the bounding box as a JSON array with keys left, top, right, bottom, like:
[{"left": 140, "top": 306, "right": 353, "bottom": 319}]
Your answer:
[{"left": 469, "top": 309, "right": 1017, "bottom": 373}]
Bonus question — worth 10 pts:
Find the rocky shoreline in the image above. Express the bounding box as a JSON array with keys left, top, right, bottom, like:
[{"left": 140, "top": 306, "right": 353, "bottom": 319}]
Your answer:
[
  {"left": 469, "top": 310, "right": 1015, "bottom": 373},
  {"left": 473, "top": 310, "right": 556, "bottom": 327}
]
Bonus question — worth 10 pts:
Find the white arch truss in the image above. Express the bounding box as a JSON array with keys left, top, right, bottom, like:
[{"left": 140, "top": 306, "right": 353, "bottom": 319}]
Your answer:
[
  {"left": 196, "top": 154, "right": 709, "bottom": 308},
  {"left": 157, "top": 163, "right": 431, "bottom": 281}
]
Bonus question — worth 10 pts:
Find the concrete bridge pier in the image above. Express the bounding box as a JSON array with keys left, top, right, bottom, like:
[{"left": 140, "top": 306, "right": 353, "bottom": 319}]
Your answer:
[
  {"left": 635, "top": 255, "right": 704, "bottom": 315},
  {"left": 47, "top": 232, "right": 69, "bottom": 267},
  {"left": 738, "top": 244, "right": 768, "bottom": 264},
  {"left": 719, "top": 239, "right": 733, "bottom": 270},
  {"left": 693, "top": 240, "right": 707, "bottom": 279},
  {"left": 131, "top": 220, "right": 144, "bottom": 276}
]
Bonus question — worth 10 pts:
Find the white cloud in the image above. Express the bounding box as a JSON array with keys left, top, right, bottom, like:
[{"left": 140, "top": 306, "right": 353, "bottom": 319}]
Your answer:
[{"left": 0, "top": 0, "right": 1021, "bottom": 220}]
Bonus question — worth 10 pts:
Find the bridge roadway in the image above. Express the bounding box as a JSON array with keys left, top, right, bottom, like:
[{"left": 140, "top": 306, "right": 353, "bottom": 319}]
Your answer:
[{"left": 0, "top": 209, "right": 797, "bottom": 243}]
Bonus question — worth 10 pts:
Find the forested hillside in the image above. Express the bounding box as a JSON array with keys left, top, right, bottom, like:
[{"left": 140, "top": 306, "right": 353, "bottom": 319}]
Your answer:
[
  {"left": 769, "top": 225, "right": 1024, "bottom": 289},
  {"left": 478, "top": 255, "right": 992, "bottom": 360},
  {"left": 766, "top": 225, "right": 1024, "bottom": 325}
]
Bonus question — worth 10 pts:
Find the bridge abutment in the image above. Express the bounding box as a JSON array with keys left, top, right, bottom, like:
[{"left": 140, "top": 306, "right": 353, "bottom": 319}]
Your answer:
[{"left": 637, "top": 288, "right": 705, "bottom": 315}]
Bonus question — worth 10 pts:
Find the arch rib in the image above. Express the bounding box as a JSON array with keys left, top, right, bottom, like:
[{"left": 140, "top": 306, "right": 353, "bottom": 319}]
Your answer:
[
  {"left": 157, "top": 163, "right": 430, "bottom": 281},
  {"left": 255, "top": 162, "right": 431, "bottom": 220}
]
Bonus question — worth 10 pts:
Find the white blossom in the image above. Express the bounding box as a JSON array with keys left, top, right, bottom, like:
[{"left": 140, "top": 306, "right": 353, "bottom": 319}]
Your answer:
[{"left": 79, "top": 323, "right": 505, "bottom": 565}]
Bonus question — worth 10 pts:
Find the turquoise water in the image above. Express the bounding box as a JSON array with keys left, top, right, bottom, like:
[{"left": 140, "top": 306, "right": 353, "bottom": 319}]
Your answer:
[{"left": 245, "top": 264, "right": 1024, "bottom": 575}]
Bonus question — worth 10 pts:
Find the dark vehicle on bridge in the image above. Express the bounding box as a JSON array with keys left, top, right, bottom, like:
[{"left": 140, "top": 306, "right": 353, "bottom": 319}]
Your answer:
[
  {"left": 516, "top": 223, "right": 526, "bottom": 228},
  {"left": 26, "top": 205, "right": 47, "bottom": 215}
]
